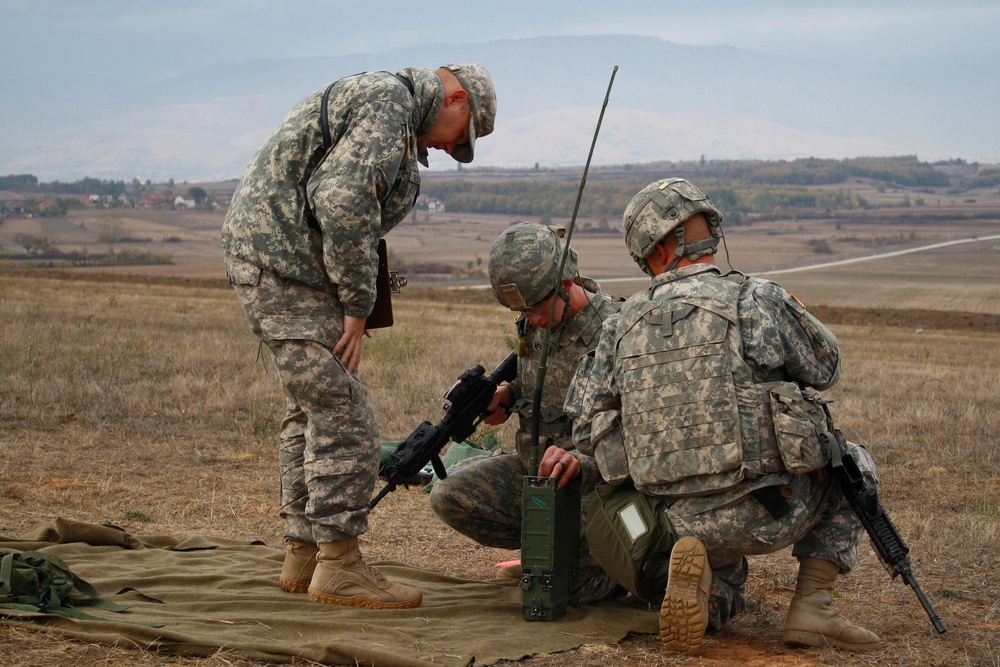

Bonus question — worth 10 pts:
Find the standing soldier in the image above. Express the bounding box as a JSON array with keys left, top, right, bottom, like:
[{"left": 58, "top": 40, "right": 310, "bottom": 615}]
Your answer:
[
  {"left": 222, "top": 64, "right": 496, "bottom": 609},
  {"left": 428, "top": 222, "right": 622, "bottom": 604},
  {"left": 564, "top": 178, "right": 880, "bottom": 654}
]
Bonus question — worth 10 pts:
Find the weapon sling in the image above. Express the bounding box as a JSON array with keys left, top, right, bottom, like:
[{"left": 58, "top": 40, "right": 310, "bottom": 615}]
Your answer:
[{"left": 310, "top": 73, "right": 413, "bottom": 328}]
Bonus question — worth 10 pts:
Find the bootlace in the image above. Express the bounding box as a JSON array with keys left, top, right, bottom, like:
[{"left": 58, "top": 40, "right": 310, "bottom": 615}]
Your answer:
[{"left": 354, "top": 549, "right": 386, "bottom": 583}]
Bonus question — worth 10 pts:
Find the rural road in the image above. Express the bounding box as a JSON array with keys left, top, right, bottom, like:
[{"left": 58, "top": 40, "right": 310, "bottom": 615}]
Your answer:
[
  {"left": 751, "top": 232, "right": 1000, "bottom": 277},
  {"left": 598, "top": 232, "right": 1000, "bottom": 284},
  {"left": 455, "top": 233, "right": 1000, "bottom": 289}
]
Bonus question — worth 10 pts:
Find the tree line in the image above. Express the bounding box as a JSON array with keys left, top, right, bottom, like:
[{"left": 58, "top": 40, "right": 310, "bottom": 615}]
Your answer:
[
  {"left": 0, "top": 174, "right": 130, "bottom": 196},
  {"left": 422, "top": 156, "right": 965, "bottom": 221},
  {"left": 2, "top": 155, "right": 987, "bottom": 220}
]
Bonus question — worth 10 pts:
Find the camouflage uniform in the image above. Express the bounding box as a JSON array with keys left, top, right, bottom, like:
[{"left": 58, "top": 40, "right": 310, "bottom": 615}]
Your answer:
[
  {"left": 428, "top": 277, "right": 622, "bottom": 603},
  {"left": 223, "top": 68, "right": 443, "bottom": 544},
  {"left": 570, "top": 263, "right": 874, "bottom": 629}
]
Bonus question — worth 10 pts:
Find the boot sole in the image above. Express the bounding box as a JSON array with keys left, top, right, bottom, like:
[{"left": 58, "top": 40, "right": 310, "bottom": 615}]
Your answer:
[
  {"left": 784, "top": 630, "right": 881, "bottom": 652},
  {"left": 660, "top": 536, "right": 710, "bottom": 656},
  {"left": 279, "top": 576, "right": 312, "bottom": 594},
  {"left": 308, "top": 588, "right": 423, "bottom": 609}
]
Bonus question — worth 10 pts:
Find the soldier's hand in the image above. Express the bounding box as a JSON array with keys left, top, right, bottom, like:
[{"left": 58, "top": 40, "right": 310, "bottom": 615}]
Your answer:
[
  {"left": 333, "top": 315, "right": 368, "bottom": 373},
  {"left": 483, "top": 385, "right": 513, "bottom": 426},
  {"left": 539, "top": 445, "right": 580, "bottom": 488}
]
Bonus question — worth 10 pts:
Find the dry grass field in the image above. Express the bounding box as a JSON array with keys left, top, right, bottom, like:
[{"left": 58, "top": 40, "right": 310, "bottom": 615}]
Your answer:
[
  {"left": 1, "top": 185, "right": 999, "bottom": 666},
  {"left": 1, "top": 266, "right": 998, "bottom": 667},
  {"left": 3, "top": 176, "right": 1000, "bottom": 297}
]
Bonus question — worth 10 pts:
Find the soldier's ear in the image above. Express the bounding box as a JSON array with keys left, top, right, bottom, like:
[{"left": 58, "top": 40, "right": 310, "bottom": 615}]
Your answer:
[
  {"left": 645, "top": 242, "right": 671, "bottom": 275},
  {"left": 445, "top": 89, "right": 469, "bottom": 106}
]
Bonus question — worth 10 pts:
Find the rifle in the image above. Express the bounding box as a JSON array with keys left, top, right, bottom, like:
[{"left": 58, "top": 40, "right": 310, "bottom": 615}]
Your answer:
[
  {"left": 822, "top": 427, "right": 947, "bottom": 634},
  {"left": 369, "top": 352, "right": 518, "bottom": 509}
]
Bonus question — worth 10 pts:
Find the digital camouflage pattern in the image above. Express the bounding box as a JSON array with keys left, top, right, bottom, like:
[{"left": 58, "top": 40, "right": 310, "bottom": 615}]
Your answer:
[
  {"left": 608, "top": 269, "right": 829, "bottom": 498},
  {"left": 227, "top": 254, "right": 379, "bottom": 542},
  {"left": 510, "top": 277, "right": 620, "bottom": 469},
  {"left": 428, "top": 280, "right": 622, "bottom": 604},
  {"left": 488, "top": 222, "right": 579, "bottom": 310},
  {"left": 440, "top": 64, "right": 497, "bottom": 164},
  {"left": 569, "top": 262, "right": 870, "bottom": 627},
  {"left": 571, "top": 264, "right": 842, "bottom": 463},
  {"left": 622, "top": 178, "right": 724, "bottom": 274},
  {"left": 221, "top": 65, "right": 495, "bottom": 549},
  {"left": 222, "top": 67, "right": 442, "bottom": 319}
]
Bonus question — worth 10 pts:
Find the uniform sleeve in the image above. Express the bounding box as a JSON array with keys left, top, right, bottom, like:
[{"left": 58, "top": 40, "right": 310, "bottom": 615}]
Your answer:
[
  {"left": 306, "top": 99, "right": 409, "bottom": 318},
  {"left": 566, "top": 314, "right": 622, "bottom": 455},
  {"left": 740, "top": 278, "right": 842, "bottom": 390},
  {"left": 567, "top": 449, "right": 603, "bottom": 494}
]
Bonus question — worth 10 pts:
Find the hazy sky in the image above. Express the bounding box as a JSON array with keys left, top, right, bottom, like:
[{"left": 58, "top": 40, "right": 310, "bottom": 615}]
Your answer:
[
  {"left": 3, "top": 0, "right": 999, "bottom": 179},
  {"left": 4, "top": 0, "right": 999, "bottom": 83}
]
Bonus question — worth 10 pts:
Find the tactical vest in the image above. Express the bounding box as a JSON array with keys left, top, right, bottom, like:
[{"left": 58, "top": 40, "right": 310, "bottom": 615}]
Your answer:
[
  {"left": 613, "top": 272, "right": 791, "bottom": 497},
  {"left": 513, "top": 287, "right": 621, "bottom": 463}
]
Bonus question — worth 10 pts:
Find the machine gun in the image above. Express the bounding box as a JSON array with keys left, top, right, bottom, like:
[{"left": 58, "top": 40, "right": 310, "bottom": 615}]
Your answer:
[
  {"left": 822, "top": 428, "right": 947, "bottom": 634},
  {"left": 369, "top": 352, "right": 518, "bottom": 509}
]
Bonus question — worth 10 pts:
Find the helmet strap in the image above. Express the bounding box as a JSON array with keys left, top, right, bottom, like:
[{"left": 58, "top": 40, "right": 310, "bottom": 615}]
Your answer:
[
  {"left": 546, "top": 283, "right": 573, "bottom": 336},
  {"left": 668, "top": 221, "right": 721, "bottom": 270}
]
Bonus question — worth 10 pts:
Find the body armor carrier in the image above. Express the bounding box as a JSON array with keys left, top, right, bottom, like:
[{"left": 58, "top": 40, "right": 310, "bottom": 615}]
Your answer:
[
  {"left": 512, "top": 285, "right": 620, "bottom": 466},
  {"left": 613, "top": 272, "right": 791, "bottom": 497}
]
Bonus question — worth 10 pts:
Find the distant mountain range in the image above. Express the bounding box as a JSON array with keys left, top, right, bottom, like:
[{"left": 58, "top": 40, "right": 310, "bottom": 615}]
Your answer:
[{"left": 2, "top": 35, "right": 996, "bottom": 182}]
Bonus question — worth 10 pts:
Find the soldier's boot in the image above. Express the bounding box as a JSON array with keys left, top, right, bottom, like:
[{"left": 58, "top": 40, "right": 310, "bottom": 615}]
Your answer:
[
  {"left": 659, "top": 536, "right": 712, "bottom": 656},
  {"left": 278, "top": 539, "right": 319, "bottom": 593},
  {"left": 307, "top": 538, "right": 422, "bottom": 609},
  {"left": 783, "top": 557, "right": 881, "bottom": 652}
]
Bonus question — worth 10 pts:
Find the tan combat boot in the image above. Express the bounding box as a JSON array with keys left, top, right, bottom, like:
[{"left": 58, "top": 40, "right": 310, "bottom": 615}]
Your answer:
[
  {"left": 279, "top": 539, "right": 318, "bottom": 593},
  {"left": 783, "top": 557, "right": 881, "bottom": 651},
  {"left": 659, "top": 536, "right": 713, "bottom": 656},
  {"left": 307, "top": 538, "right": 422, "bottom": 609}
]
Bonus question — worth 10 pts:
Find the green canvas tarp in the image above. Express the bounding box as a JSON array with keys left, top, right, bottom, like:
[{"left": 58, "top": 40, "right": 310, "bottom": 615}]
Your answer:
[{"left": 1, "top": 518, "right": 657, "bottom": 666}]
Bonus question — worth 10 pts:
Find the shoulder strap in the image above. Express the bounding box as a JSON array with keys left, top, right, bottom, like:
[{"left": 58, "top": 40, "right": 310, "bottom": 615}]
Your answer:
[
  {"left": 721, "top": 269, "right": 748, "bottom": 285},
  {"left": 319, "top": 73, "right": 414, "bottom": 152},
  {"left": 392, "top": 73, "right": 415, "bottom": 96},
  {"left": 309, "top": 73, "right": 415, "bottom": 238},
  {"left": 319, "top": 82, "right": 336, "bottom": 151}
]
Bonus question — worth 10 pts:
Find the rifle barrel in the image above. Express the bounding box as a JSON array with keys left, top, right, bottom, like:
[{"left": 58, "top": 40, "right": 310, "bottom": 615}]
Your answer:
[{"left": 903, "top": 572, "right": 947, "bottom": 634}]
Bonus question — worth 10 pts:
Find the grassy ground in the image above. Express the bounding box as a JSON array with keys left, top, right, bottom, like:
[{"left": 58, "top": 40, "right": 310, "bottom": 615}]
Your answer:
[{"left": 1, "top": 270, "right": 998, "bottom": 666}]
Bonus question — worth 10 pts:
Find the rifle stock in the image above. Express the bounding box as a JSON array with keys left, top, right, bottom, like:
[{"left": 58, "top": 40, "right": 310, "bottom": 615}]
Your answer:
[
  {"left": 366, "top": 239, "right": 406, "bottom": 329},
  {"left": 370, "top": 352, "right": 517, "bottom": 509}
]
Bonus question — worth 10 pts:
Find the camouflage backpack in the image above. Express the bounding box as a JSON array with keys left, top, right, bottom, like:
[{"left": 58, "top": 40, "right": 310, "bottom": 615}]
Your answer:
[{"left": 0, "top": 550, "right": 129, "bottom": 621}]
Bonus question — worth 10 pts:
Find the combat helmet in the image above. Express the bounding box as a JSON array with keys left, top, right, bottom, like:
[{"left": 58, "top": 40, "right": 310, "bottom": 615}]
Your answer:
[
  {"left": 622, "top": 177, "right": 724, "bottom": 275},
  {"left": 488, "top": 222, "right": 578, "bottom": 311}
]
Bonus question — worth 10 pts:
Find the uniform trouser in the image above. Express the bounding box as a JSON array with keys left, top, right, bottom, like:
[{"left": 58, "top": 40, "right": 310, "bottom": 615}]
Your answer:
[
  {"left": 587, "top": 471, "right": 862, "bottom": 630},
  {"left": 227, "top": 254, "right": 379, "bottom": 543},
  {"left": 427, "top": 453, "right": 524, "bottom": 550},
  {"left": 669, "top": 472, "right": 862, "bottom": 570},
  {"left": 428, "top": 451, "right": 620, "bottom": 604}
]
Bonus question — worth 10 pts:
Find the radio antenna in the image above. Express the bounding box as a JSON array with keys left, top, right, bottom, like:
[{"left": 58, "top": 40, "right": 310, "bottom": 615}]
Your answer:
[{"left": 529, "top": 65, "right": 618, "bottom": 475}]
